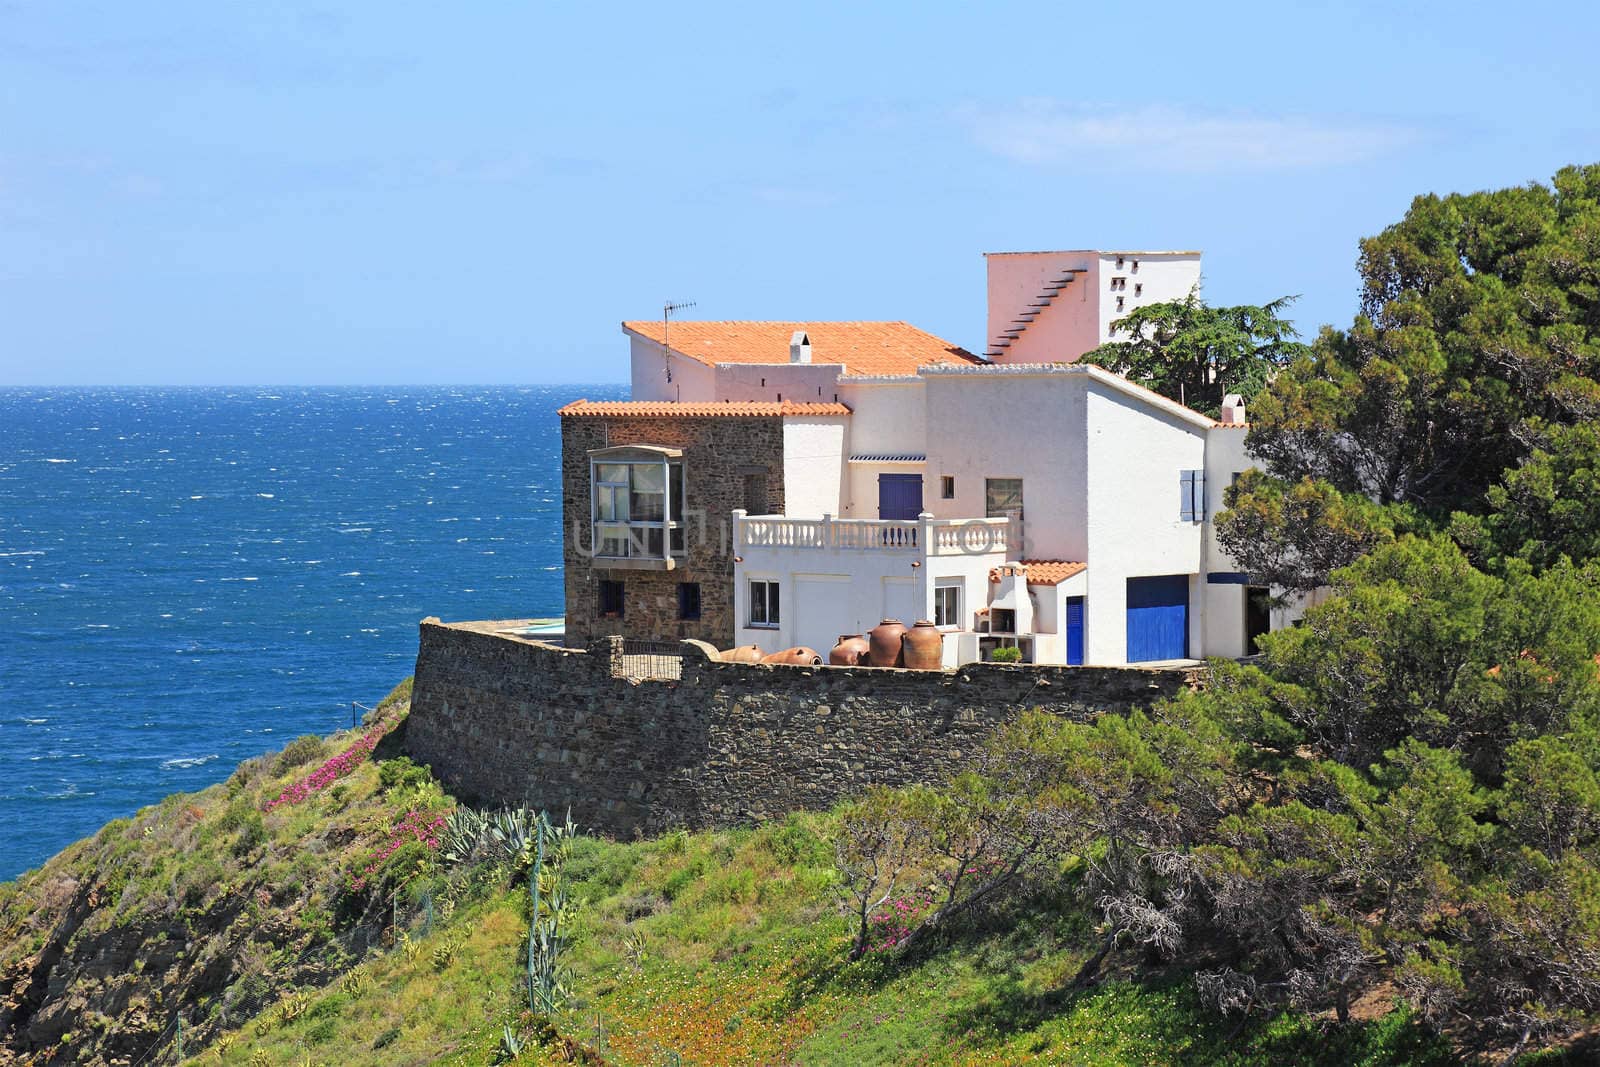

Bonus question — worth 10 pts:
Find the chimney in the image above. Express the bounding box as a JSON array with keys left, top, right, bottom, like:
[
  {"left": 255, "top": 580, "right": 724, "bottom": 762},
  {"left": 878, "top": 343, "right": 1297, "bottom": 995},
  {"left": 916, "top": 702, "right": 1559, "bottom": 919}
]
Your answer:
[
  {"left": 789, "top": 330, "right": 812, "bottom": 364},
  {"left": 1220, "top": 393, "right": 1246, "bottom": 425}
]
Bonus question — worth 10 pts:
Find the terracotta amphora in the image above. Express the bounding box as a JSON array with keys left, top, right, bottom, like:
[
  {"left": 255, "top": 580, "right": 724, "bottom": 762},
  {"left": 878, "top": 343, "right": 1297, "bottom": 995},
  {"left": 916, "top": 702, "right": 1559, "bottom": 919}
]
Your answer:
[
  {"left": 762, "top": 646, "right": 823, "bottom": 666},
  {"left": 901, "top": 619, "right": 944, "bottom": 671},
  {"left": 720, "top": 645, "right": 764, "bottom": 664},
  {"left": 867, "top": 619, "right": 907, "bottom": 668},
  {"left": 829, "top": 634, "right": 870, "bottom": 666}
]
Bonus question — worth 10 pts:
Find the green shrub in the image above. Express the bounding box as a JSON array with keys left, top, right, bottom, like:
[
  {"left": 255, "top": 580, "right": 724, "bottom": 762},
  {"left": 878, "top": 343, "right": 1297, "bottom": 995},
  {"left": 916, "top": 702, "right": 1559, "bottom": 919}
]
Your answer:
[
  {"left": 989, "top": 646, "right": 1023, "bottom": 663},
  {"left": 273, "top": 735, "right": 328, "bottom": 774},
  {"left": 377, "top": 757, "right": 431, "bottom": 792},
  {"left": 305, "top": 1017, "right": 338, "bottom": 1045},
  {"left": 764, "top": 819, "right": 830, "bottom": 867},
  {"left": 659, "top": 857, "right": 707, "bottom": 901}
]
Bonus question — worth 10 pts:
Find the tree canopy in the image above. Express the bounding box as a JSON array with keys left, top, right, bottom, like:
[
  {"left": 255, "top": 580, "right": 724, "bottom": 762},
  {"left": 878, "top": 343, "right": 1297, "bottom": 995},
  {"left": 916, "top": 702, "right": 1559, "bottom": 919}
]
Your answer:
[
  {"left": 1079, "top": 289, "right": 1308, "bottom": 418},
  {"left": 1225, "top": 164, "right": 1600, "bottom": 589}
]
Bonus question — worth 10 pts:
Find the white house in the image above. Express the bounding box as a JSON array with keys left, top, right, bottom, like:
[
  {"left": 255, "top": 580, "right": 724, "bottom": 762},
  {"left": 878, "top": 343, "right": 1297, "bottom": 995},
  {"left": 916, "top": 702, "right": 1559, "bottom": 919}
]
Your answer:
[
  {"left": 732, "top": 363, "right": 1273, "bottom": 666},
  {"left": 563, "top": 248, "right": 1283, "bottom": 667}
]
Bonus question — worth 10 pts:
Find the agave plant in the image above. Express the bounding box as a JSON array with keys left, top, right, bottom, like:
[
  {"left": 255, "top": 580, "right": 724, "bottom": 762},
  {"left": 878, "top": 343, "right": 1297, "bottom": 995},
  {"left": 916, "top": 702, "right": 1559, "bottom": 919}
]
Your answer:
[
  {"left": 495, "top": 1023, "right": 524, "bottom": 1063},
  {"left": 439, "top": 807, "right": 491, "bottom": 867}
]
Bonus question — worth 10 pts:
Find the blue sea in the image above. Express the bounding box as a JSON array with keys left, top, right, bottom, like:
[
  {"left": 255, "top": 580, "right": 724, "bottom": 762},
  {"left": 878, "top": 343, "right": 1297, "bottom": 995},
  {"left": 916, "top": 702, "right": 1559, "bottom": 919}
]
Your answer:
[{"left": 0, "top": 385, "right": 621, "bottom": 881}]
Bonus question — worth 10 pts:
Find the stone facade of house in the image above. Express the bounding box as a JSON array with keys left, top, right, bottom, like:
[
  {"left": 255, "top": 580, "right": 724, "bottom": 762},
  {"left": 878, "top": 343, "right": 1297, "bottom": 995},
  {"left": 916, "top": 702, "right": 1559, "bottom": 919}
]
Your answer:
[{"left": 561, "top": 412, "right": 786, "bottom": 648}]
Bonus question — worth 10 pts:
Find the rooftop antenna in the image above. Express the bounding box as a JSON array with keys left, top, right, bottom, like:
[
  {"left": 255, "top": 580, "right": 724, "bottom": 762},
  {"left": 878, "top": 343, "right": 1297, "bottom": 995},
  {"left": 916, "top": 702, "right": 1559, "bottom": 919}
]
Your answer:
[{"left": 662, "top": 300, "right": 696, "bottom": 392}]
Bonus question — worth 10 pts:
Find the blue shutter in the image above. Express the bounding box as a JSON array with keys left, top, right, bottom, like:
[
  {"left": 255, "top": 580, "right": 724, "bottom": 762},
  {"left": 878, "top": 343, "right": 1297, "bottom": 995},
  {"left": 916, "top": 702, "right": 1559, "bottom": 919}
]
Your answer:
[
  {"left": 1194, "top": 471, "right": 1206, "bottom": 521},
  {"left": 1179, "top": 471, "right": 1195, "bottom": 522},
  {"left": 878, "top": 474, "right": 924, "bottom": 520},
  {"left": 1065, "top": 597, "right": 1085, "bottom": 666}
]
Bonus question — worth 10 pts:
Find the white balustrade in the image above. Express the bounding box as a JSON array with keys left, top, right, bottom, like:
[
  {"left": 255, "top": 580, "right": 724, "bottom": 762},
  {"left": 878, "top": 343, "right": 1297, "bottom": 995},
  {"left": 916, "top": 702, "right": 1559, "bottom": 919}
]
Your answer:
[{"left": 735, "top": 512, "right": 1012, "bottom": 556}]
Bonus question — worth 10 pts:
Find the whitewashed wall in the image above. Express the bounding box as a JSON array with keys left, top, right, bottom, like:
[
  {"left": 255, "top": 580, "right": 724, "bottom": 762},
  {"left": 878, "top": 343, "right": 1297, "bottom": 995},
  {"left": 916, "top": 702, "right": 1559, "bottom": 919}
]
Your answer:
[
  {"left": 921, "top": 370, "right": 1090, "bottom": 563},
  {"left": 835, "top": 379, "right": 928, "bottom": 519},
  {"left": 713, "top": 362, "right": 846, "bottom": 404},
  {"left": 781, "top": 417, "right": 848, "bottom": 519},
  {"left": 1094, "top": 253, "right": 1202, "bottom": 348},
  {"left": 986, "top": 251, "right": 1202, "bottom": 367},
  {"left": 629, "top": 335, "right": 716, "bottom": 402},
  {"left": 986, "top": 251, "right": 1100, "bottom": 365},
  {"left": 1199, "top": 425, "right": 1256, "bottom": 657},
  {"left": 1082, "top": 380, "right": 1207, "bottom": 664},
  {"left": 734, "top": 539, "right": 1006, "bottom": 657}
]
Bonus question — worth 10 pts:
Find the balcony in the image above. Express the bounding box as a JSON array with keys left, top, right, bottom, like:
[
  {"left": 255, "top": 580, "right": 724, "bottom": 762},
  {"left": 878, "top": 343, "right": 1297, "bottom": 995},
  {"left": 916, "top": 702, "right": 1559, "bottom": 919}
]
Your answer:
[{"left": 734, "top": 511, "right": 1017, "bottom": 557}]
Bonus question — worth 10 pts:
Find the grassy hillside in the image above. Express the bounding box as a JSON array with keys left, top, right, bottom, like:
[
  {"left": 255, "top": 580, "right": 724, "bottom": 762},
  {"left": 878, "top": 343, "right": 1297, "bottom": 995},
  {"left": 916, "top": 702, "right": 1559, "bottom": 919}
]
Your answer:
[
  {"left": 2, "top": 684, "right": 1458, "bottom": 1066},
  {"left": 189, "top": 809, "right": 1457, "bottom": 1065},
  {"left": 0, "top": 680, "right": 425, "bottom": 1065}
]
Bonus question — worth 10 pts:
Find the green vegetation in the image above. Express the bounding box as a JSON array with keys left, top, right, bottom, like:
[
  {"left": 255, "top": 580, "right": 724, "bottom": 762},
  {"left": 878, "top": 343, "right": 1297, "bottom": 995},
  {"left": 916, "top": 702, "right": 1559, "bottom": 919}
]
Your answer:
[
  {"left": 1222, "top": 163, "right": 1600, "bottom": 590},
  {"left": 1080, "top": 289, "right": 1310, "bottom": 418},
  {"left": 183, "top": 811, "right": 1452, "bottom": 1067},
  {"left": 0, "top": 677, "right": 434, "bottom": 1065}
]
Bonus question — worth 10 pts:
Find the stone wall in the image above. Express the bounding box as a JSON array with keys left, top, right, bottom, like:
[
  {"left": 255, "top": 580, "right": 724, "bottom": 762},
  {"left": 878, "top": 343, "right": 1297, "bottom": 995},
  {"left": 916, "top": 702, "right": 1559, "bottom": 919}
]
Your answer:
[
  {"left": 406, "top": 618, "right": 1204, "bottom": 836},
  {"left": 561, "top": 414, "right": 786, "bottom": 648}
]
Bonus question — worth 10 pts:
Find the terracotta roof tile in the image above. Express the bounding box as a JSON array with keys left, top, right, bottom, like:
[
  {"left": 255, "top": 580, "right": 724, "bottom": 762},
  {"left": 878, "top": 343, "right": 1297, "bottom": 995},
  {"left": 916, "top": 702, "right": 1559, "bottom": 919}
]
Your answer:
[
  {"left": 988, "top": 560, "right": 1087, "bottom": 586},
  {"left": 621, "top": 320, "right": 982, "bottom": 377},
  {"left": 1213, "top": 421, "right": 1250, "bottom": 429},
  {"left": 558, "top": 400, "right": 850, "bottom": 418}
]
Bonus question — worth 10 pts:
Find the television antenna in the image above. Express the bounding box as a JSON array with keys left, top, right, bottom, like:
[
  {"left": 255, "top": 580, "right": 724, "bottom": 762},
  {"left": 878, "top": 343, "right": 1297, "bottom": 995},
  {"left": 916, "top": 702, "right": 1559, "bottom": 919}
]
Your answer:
[{"left": 662, "top": 300, "right": 696, "bottom": 388}]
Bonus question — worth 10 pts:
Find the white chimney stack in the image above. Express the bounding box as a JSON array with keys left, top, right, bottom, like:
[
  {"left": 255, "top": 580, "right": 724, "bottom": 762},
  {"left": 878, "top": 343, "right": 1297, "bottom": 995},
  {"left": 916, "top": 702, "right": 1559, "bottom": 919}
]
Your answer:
[
  {"left": 1220, "top": 393, "right": 1246, "bottom": 425},
  {"left": 789, "top": 330, "right": 812, "bottom": 364}
]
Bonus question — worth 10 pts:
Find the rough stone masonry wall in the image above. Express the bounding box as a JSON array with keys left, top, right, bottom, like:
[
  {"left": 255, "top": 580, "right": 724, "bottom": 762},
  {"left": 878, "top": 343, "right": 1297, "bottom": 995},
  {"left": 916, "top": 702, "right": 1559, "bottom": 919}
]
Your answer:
[
  {"left": 561, "top": 414, "right": 786, "bottom": 648},
  {"left": 406, "top": 619, "right": 1204, "bottom": 837}
]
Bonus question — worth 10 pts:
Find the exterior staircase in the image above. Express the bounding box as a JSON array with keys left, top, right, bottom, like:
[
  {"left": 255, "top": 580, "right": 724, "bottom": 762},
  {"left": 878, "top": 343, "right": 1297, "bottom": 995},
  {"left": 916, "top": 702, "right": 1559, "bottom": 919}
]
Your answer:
[{"left": 985, "top": 270, "right": 1079, "bottom": 360}]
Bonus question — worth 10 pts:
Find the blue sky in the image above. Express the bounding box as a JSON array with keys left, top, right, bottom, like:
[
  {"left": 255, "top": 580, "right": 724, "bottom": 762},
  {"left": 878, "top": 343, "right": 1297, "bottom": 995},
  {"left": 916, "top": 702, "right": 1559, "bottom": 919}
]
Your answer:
[{"left": 2, "top": 1, "right": 1596, "bottom": 386}]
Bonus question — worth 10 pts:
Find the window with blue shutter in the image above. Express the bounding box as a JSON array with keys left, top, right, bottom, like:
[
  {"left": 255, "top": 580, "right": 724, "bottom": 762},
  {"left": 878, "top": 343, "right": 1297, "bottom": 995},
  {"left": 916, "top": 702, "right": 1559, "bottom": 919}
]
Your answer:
[{"left": 1180, "top": 470, "right": 1206, "bottom": 522}]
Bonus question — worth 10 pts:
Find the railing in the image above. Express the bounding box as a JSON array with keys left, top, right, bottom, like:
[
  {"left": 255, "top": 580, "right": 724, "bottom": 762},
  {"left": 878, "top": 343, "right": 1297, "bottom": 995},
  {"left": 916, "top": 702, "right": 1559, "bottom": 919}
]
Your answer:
[
  {"left": 735, "top": 512, "right": 1014, "bottom": 555},
  {"left": 612, "top": 638, "right": 684, "bottom": 682}
]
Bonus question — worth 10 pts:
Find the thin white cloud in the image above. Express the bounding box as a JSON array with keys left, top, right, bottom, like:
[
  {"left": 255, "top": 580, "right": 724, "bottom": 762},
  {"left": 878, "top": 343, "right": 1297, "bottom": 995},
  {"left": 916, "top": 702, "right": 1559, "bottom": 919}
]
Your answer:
[{"left": 960, "top": 100, "right": 1420, "bottom": 172}]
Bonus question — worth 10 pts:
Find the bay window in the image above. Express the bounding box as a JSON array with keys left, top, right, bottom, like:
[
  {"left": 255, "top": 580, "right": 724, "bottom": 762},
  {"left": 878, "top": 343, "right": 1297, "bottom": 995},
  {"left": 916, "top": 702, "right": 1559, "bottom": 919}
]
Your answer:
[{"left": 589, "top": 445, "right": 687, "bottom": 564}]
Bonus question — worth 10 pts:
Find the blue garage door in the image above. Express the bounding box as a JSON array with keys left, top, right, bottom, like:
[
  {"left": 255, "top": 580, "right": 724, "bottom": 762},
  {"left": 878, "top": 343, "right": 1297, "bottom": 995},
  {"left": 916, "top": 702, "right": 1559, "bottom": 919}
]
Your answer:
[
  {"left": 1126, "top": 576, "right": 1189, "bottom": 662},
  {"left": 878, "top": 474, "right": 923, "bottom": 520}
]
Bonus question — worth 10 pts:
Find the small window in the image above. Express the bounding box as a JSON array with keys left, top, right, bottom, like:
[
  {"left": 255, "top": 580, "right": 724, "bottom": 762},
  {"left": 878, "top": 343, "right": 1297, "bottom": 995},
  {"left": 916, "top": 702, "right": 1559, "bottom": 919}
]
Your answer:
[
  {"left": 1116, "top": 296, "right": 1125, "bottom": 311},
  {"left": 1116, "top": 255, "right": 1125, "bottom": 269},
  {"left": 749, "top": 579, "right": 780, "bottom": 627},
  {"left": 934, "top": 583, "right": 962, "bottom": 628},
  {"left": 985, "top": 478, "right": 1023, "bottom": 519},
  {"left": 1134, "top": 283, "right": 1142, "bottom": 297},
  {"left": 743, "top": 472, "right": 769, "bottom": 515},
  {"left": 1132, "top": 259, "right": 1139, "bottom": 272},
  {"left": 1180, "top": 470, "right": 1207, "bottom": 522},
  {"left": 940, "top": 475, "right": 955, "bottom": 500},
  {"left": 598, "top": 579, "right": 624, "bottom": 618},
  {"left": 677, "top": 583, "right": 701, "bottom": 621}
]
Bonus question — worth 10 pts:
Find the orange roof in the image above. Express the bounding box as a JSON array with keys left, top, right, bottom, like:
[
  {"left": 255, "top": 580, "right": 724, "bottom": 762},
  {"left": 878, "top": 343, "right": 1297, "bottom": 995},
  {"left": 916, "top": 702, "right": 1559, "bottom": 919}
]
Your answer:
[
  {"left": 621, "top": 320, "right": 981, "bottom": 377},
  {"left": 558, "top": 399, "right": 850, "bottom": 418},
  {"left": 988, "top": 560, "right": 1087, "bottom": 586}
]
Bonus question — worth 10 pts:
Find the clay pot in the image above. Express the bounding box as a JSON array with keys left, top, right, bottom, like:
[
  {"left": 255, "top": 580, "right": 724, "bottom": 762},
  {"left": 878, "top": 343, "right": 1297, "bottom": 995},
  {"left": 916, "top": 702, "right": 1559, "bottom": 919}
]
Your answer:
[
  {"left": 830, "top": 634, "right": 871, "bottom": 666},
  {"left": 720, "top": 645, "right": 764, "bottom": 664},
  {"left": 762, "top": 646, "right": 823, "bottom": 666},
  {"left": 867, "top": 619, "right": 907, "bottom": 668},
  {"left": 901, "top": 619, "right": 944, "bottom": 671}
]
